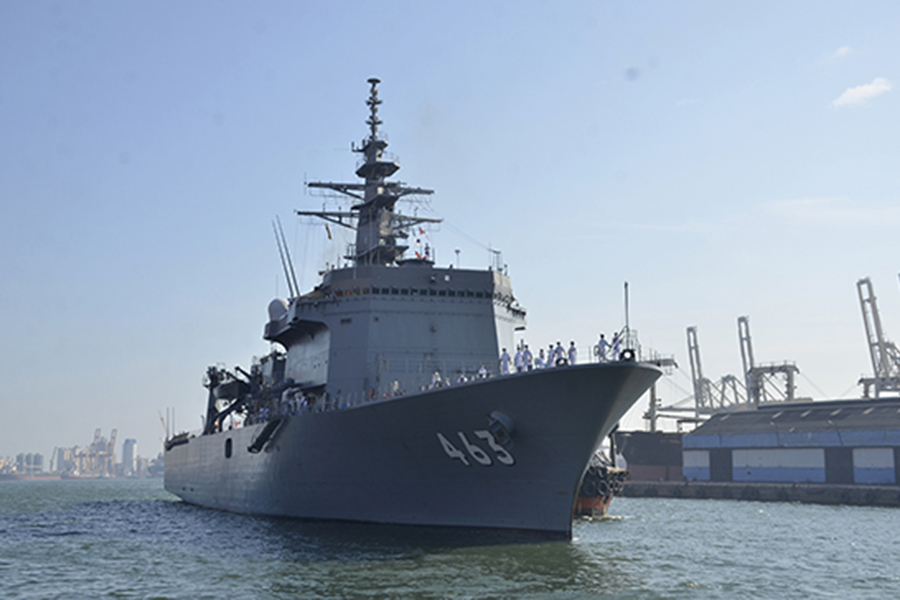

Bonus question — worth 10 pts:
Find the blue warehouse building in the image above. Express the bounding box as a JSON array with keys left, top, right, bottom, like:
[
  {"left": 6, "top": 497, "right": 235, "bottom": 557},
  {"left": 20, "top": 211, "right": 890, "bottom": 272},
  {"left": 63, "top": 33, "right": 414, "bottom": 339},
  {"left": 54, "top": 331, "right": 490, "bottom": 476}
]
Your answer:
[{"left": 682, "top": 399, "right": 900, "bottom": 485}]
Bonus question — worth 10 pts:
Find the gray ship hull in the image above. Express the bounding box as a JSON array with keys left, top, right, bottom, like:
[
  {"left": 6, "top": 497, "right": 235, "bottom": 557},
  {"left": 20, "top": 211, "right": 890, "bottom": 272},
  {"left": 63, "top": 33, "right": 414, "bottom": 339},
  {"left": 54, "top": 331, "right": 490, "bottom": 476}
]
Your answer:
[{"left": 165, "top": 361, "right": 660, "bottom": 538}]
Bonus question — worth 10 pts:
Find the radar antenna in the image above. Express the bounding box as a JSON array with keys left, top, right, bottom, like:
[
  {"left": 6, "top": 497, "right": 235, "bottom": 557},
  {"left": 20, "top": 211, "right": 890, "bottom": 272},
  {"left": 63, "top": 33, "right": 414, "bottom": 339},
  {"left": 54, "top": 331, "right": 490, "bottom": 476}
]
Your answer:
[
  {"left": 365, "top": 77, "right": 382, "bottom": 141},
  {"left": 302, "top": 77, "right": 441, "bottom": 266}
]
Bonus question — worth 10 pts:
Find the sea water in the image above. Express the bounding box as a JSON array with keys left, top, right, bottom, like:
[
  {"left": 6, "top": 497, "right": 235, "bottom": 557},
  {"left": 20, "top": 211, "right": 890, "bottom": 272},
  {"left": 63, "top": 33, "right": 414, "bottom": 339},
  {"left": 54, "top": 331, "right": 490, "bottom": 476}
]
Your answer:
[{"left": 1, "top": 478, "right": 898, "bottom": 599}]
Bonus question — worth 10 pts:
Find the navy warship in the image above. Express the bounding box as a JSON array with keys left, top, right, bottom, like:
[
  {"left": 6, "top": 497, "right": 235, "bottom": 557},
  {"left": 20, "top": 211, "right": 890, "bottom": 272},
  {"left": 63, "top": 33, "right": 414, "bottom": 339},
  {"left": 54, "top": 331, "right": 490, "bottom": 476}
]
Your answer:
[{"left": 164, "top": 78, "right": 661, "bottom": 538}]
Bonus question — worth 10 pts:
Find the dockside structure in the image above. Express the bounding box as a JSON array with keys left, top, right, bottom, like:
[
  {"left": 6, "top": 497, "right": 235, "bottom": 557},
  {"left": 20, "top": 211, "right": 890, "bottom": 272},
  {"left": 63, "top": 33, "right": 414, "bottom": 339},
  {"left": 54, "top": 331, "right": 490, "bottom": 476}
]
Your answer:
[{"left": 683, "top": 398, "right": 900, "bottom": 485}]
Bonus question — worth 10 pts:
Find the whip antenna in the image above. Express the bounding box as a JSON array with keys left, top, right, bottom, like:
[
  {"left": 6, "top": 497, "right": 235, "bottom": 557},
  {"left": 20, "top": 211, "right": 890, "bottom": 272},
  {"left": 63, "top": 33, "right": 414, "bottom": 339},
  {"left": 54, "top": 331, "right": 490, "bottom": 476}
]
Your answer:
[
  {"left": 273, "top": 218, "right": 298, "bottom": 298},
  {"left": 277, "top": 215, "right": 301, "bottom": 297}
]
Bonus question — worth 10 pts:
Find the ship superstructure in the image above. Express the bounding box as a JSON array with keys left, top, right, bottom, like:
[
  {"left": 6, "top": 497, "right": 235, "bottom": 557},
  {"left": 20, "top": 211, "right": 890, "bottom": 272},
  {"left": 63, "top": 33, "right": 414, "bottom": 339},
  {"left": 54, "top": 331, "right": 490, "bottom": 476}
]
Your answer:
[
  {"left": 165, "top": 79, "right": 660, "bottom": 538},
  {"left": 260, "top": 78, "right": 527, "bottom": 404}
]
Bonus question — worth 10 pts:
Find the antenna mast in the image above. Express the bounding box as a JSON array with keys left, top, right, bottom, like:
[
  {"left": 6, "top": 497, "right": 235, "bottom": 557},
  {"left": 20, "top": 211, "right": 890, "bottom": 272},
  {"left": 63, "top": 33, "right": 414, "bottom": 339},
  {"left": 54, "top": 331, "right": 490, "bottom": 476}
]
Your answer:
[{"left": 302, "top": 78, "right": 441, "bottom": 266}]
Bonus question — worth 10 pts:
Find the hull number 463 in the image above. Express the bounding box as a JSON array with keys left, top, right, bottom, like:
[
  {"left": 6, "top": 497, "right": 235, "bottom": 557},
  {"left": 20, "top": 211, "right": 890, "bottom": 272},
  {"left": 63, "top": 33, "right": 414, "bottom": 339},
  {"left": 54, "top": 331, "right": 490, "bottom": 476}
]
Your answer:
[{"left": 436, "top": 431, "right": 515, "bottom": 466}]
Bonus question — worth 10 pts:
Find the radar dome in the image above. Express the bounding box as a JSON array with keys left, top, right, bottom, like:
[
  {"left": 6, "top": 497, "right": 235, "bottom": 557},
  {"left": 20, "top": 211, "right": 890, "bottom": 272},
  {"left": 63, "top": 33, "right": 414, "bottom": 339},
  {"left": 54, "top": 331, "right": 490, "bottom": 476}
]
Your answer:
[{"left": 268, "top": 298, "right": 289, "bottom": 321}]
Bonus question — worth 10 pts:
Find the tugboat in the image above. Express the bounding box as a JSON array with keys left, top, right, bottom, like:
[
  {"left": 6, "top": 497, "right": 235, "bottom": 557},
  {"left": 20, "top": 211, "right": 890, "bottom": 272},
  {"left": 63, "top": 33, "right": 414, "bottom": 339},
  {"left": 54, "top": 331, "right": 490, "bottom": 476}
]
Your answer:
[
  {"left": 574, "top": 451, "right": 629, "bottom": 518},
  {"left": 164, "top": 78, "right": 661, "bottom": 539}
]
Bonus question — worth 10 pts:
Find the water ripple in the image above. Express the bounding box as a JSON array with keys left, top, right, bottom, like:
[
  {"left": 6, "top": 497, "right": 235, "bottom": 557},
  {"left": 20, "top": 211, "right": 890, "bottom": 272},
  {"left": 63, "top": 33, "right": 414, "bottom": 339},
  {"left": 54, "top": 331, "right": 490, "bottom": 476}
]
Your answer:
[{"left": 1, "top": 480, "right": 899, "bottom": 598}]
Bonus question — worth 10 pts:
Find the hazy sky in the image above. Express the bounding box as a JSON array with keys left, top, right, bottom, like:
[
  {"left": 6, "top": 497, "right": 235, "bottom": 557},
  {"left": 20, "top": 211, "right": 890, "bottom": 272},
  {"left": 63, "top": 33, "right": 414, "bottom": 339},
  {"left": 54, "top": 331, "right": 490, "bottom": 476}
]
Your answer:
[{"left": 2, "top": 1, "right": 899, "bottom": 460}]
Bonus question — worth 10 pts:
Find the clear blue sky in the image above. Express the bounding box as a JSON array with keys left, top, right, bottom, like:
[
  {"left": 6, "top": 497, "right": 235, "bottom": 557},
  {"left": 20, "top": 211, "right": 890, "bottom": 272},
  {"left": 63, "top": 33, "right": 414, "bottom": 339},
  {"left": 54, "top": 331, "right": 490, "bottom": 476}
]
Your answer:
[{"left": 2, "top": 1, "right": 899, "bottom": 460}]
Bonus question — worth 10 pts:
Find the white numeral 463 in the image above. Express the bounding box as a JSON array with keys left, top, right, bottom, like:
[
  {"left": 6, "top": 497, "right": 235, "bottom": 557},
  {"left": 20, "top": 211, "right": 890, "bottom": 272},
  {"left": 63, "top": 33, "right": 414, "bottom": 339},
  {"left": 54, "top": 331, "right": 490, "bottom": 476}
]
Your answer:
[{"left": 436, "top": 430, "right": 515, "bottom": 466}]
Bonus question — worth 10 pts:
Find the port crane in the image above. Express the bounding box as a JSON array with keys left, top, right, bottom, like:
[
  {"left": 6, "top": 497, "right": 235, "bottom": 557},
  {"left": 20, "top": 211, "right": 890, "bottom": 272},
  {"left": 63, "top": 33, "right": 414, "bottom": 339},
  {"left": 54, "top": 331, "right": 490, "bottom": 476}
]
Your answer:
[
  {"left": 857, "top": 277, "right": 900, "bottom": 397},
  {"left": 687, "top": 317, "right": 798, "bottom": 415},
  {"left": 644, "top": 275, "right": 900, "bottom": 430},
  {"left": 55, "top": 429, "right": 117, "bottom": 477},
  {"left": 687, "top": 325, "right": 747, "bottom": 412},
  {"left": 738, "top": 316, "right": 799, "bottom": 407},
  {"left": 644, "top": 317, "right": 800, "bottom": 431}
]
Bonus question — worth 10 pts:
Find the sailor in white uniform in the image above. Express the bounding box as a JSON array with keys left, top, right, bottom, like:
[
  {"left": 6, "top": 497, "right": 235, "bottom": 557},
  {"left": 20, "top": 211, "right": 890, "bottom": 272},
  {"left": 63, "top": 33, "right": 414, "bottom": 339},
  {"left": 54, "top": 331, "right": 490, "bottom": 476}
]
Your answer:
[
  {"left": 554, "top": 341, "right": 565, "bottom": 366},
  {"left": 499, "top": 348, "right": 511, "bottom": 375},
  {"left": 514, "top": 347, "right": 524, "bottom": 373},
  {"left": 597, "top": 334, "right": 610, "bottom": 362},
  {"left": 568, "top": 341, "right": 577, "bottom": 366},
  {"left": 523, "top": 344, "right": 533, "bottom": 371}
]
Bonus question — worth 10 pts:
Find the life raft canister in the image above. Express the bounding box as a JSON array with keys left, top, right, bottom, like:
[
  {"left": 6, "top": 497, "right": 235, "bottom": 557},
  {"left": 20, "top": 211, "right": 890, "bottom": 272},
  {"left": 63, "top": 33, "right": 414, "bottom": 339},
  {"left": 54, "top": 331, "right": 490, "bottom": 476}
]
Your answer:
[{"left": 619, "top": 349, "right": 635, "bottom": 362}]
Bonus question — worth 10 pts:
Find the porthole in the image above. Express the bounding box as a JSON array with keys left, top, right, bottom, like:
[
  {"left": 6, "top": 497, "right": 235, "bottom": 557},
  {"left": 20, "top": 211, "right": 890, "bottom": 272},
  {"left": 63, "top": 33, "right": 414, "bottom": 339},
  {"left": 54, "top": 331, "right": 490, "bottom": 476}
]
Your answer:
[{"left": 225, "top": 438, "right": 233, "bottom": 459}]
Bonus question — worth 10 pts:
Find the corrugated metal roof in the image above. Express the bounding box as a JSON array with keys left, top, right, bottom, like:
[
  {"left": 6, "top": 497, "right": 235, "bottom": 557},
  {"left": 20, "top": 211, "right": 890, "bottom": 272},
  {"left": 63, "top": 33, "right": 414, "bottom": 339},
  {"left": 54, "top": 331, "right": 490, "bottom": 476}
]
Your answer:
[{"left": 686, "top": 398, "right": 900, "bottom": 436}]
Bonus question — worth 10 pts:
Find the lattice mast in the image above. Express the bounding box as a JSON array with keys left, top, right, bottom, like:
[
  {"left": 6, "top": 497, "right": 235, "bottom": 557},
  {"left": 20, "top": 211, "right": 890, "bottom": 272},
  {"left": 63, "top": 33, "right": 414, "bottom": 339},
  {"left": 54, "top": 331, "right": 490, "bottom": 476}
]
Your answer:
[{"left": 301, "top": 78, "right": 441, "bottom": 267}]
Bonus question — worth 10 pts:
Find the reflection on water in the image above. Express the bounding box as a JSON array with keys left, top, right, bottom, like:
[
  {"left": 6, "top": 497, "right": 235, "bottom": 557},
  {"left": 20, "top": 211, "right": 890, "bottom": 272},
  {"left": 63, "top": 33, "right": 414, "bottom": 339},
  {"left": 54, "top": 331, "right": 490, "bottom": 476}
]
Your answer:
[
  {"left": 159, "top": 503, "right": 631, "bottom": 597},
  {"left": 0, "top": 480, "right": 632, "bottom": 598}
]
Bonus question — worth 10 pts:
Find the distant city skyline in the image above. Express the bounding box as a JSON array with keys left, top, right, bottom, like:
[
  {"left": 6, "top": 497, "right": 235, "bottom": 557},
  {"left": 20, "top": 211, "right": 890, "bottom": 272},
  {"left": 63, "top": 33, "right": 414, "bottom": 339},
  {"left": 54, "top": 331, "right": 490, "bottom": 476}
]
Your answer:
[
  {"left": 2, "top": 1, "right": 900, "bottom": 457},
  {"left": 0, "top": 430, "right": 158, "bottom": 477}
]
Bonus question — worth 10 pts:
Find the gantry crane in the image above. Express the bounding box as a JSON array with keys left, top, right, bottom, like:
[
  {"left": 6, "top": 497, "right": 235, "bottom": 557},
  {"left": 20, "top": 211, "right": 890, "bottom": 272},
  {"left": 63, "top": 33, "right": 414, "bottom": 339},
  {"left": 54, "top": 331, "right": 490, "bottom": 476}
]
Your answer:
[
  {"left": 738, "top": 316, "right": 799, "bottom": 407},
  {"left": 857, "top": 277, "right": 900, "bottom": 397},
  {"left": 642, "top": 318, "right": 802, "bottom": 431},
  {"left": 687, "top": 325, "right": 747, "bottom": 414}
]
